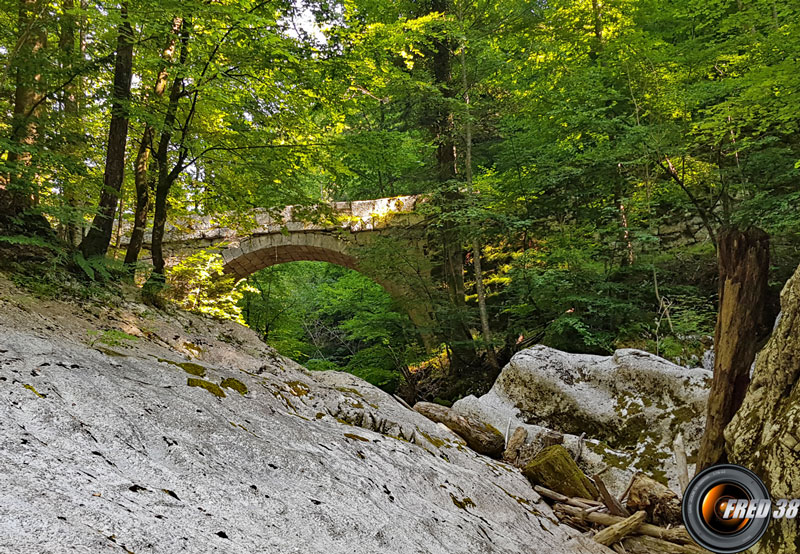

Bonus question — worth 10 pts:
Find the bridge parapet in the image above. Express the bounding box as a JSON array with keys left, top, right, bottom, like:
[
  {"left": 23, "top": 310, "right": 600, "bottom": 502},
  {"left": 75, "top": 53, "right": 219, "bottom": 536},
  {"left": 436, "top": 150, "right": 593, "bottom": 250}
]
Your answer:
[{"left": 144, "top": 195, "right": 426, "bottom": 247}]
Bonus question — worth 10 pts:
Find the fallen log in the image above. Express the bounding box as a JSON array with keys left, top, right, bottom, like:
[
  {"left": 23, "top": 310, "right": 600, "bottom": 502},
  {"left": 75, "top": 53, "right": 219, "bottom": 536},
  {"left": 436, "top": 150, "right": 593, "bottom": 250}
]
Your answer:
[
  {"left": 593, "top": 510, "right": 647, "bottom": 546},
  {"left": 534, "top": 485, "right": 603, "bottom": 509},
  {"left": 413, "top": 402, "right": 504, "bottom": 457},
  {"left": 553, "top": 503, "right": 694, "bottom": 545}
]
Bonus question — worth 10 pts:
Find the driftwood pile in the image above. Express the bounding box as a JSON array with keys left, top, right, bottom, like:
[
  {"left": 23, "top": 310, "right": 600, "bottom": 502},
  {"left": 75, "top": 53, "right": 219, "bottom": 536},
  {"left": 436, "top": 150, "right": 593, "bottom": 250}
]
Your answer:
[
  {"left": 503, "top": 427, "right": 705, "bottom": 552},
  {"left": 410, "top": 405, "right": 706, "bottom": 552}
]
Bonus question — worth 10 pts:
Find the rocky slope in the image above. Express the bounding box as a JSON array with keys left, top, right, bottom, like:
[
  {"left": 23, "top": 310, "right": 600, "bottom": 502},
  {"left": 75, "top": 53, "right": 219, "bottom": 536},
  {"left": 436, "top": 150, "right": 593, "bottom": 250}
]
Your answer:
[
  {"left": 0, "top": 277, "right": 610, "bottom": 554},
  {"left": 453, "top": 346, "right": 710, "bottom": 495}
]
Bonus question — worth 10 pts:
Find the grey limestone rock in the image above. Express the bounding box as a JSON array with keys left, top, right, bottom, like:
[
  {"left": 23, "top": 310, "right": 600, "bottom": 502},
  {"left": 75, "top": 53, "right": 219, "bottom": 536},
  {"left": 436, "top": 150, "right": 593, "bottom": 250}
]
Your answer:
[
  {"left": 0, "top": 278, "right": 610, "bottom": 554},
  {"left": 453, "top": 346, "right": 711, "bottom": 496}
]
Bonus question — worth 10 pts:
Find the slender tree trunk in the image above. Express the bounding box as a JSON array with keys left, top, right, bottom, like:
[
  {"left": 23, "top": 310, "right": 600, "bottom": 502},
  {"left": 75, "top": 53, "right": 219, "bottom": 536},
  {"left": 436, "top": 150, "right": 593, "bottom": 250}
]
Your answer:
[
  {"left": 696, "top": 226, "right": 771, "bottom": 471},
  {"left": 148, "top": 24, "right": 190, "bottom": 287},
  {"left": 80, "top": 2, "right": 133, "bottom": 257},
  {"left": 124, "top": 16, "right": 183, "bottom": 268},
  {"left": 459, "top": 43, "right": 499, "bottom": 371},
  {"left": 1, "top": 0, "right": 47, "bottom": 231},
  {"left": 59, "top": 0, "right": 80, "bottom": 245}
]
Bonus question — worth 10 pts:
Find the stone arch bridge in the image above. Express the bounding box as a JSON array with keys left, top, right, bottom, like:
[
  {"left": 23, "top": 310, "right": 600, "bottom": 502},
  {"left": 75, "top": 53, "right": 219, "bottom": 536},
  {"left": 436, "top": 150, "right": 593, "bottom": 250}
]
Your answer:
[{"left": 120, "top": 195, "right": 436, "bottom": 343}]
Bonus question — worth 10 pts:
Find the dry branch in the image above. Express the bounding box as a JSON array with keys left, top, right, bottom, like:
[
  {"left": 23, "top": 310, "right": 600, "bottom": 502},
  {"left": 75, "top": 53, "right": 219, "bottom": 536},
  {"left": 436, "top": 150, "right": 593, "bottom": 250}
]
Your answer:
[
  {"left": 553, "top": 503, "right": 694, "bottom": 545},
  {"left": 593, "top": 511, "right": 647, "bottom": 546},
  {"left": 594, "top": 474, "right": 630, "bottom": 517}
]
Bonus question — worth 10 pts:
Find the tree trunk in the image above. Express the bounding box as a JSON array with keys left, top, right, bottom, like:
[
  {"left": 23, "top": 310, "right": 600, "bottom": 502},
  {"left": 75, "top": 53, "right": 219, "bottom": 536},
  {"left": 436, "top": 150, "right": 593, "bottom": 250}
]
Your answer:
[
  {"left": 429, "top": 0, "right": 472, "bottom": 361},
  {"left": 696, "top": 226, "right": 771, "bottom": 471},
  {"left": 458, "top": 42, "right": 499, "bottom": 371},
  {"left": 0, "top": 0, "right": 47, "bottom": 231},
  {"left": 148, "top": 24, "right": 190, "bottom": 286},
  {"left": 80, "top": 2, "right": 133, "bottom": 257},
  {"left": 59, "top": 0, "right": 80, "bottom": 245},
  {"left": 124, "top": 16, "right": 183, "bottom": 268}
]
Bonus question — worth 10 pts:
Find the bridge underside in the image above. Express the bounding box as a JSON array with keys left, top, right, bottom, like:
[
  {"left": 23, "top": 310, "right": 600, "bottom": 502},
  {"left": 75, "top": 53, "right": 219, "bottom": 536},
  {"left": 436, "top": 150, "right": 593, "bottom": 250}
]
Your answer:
[{"left": 222, "top": 232, "right": 359, "bottom": 280}]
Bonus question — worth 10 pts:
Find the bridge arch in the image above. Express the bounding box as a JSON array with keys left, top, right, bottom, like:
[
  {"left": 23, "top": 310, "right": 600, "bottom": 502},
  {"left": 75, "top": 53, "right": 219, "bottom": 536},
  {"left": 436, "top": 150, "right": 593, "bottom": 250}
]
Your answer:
[
  {"left": 220, "top": 230, "right": 435, "bottom": 350},
  {"left": 222, "top": 231, "right": 359, "bottom": 279}
]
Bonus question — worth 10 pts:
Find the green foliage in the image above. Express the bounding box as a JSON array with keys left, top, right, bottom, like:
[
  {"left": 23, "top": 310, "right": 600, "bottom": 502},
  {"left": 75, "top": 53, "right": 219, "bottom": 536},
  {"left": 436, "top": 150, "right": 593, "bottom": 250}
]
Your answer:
[
  {"left": 71, "top": 252, "right": 125, "bottom": 282},
  {"left": 0, "top": 235, "right": 59, "bottom": 251},
  {"left": 239, "top": 261, "right": 422, "bottom": 392},
  {"left": 165, "top": 249, "right": 247, "bottom": 322},
  {"left": 2, "top": 0, "right": 799, "bottom": 390},
  {"left": 87, "top": 329, "right": 139, "bottom": 347}
]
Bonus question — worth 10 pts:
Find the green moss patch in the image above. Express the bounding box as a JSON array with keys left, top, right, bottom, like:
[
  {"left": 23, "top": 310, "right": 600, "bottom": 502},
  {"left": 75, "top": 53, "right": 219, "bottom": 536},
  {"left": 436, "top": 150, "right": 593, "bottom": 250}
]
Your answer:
[
  {"left": 221, "top": 377, "right": 248, "bottom": 396},
  {"left": 286, "top": 381, "right": 310, "bottom": 397},
  {"left": 449, "top": 494, "right": 476, "bottom": 510},
  {"left": 187, "top": 378, "right": 226, "bottom": 398},
  {"left": 159, "top": 358, "right": 208, "bottom": 377},
  {"left": 335, "top": 386, "right": 363, "bottom": 397},
  {"left": 523, "top": 444, "right": 598, "bottom": 499},
  {"left": 344, "top": 432, "right": 370, "bottom": 442},
  {"left": 418, "top": 430, "right": 447, "bottom": 449}
]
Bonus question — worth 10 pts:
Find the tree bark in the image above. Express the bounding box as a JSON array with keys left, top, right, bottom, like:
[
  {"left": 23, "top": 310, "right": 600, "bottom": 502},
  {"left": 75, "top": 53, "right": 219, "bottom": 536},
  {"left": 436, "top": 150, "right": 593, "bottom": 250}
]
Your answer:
[
  {"left": 457, "top": 38, "right": 498, "bottom": 371},
  {"left": 124, "top": 16, "right": 183, "bottom": 268},
  {"left": 696, "top": 226, "right": 771, "bottom": 471},
  {"left": 0, "top": 0, "right": 47, "bottom": 231},
  {"left": 148, "top": 23, "right": 190, "bottom": 286},
  {"left": 59, "top": 0, "right": 81, "bottom": 245},
  {"left": 413, "top": 401, "right": 504, "bottom": 457},
  {"left": 80, "top": 2, "right": 133, "bottom": 257},
  {"left": 593, "top": 511, "right": 646, "bottom": 546},
  {"left": 428, "top": 0, "right": 472, "bottom": 361}
]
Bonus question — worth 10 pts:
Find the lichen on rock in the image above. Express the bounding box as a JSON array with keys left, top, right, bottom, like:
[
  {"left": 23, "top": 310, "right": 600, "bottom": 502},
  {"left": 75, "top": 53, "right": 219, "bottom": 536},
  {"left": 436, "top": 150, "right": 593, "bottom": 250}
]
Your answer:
[
  {"left": 453, "top": 345, "right": 710, "bottom": 494},
  {"left": 726, "top": 262, "right": 800, "bottom": 553}
]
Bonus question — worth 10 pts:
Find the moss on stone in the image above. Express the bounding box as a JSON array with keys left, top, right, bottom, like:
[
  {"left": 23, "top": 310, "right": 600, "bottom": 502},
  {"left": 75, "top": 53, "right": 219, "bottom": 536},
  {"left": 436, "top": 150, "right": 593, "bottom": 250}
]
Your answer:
[
  {"left": 187, "top": 377, "right": 226, "bottom": 398},
  {"left": 159, "top": 358, "right": 208, "bottom": 377},
  {"left": 449, "top": 493, "right": 476, "bottom": 510},
  {"left": 221, "top": 377, "right": 248, "bottom": 396},
  {"left": 286, "top": 380, "right": 310, "bottom": 397},
  {"left": 335, "top": 386, "right": 363, "bottom": 397},
  {"left": 23, "top": 383, "right": 44, "bottom": 398},
  {"left": 344, "top": 432, "right": 370, "bottom": 442},
  {"left": 523, "top": 444, "right": 598, "bottom": 500},
  {"left": 418, "top": 430, "right": 446, "bottom": 448},
  {"left": 94, "top": 346, "right": 128, "bottom": 358}
]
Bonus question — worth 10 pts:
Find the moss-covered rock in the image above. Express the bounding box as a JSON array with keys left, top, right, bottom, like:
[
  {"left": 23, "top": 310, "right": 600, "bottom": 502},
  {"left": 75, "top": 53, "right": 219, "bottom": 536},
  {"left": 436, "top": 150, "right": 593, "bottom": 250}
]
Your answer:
[
  {"left": 187, "top": 377, "right": 226, "bottom": 398},
  {"left": 523, "top": 445, "right": 598, "bottom": 500},
  {"left": 726, "top": 262, "right": 800, "bottom": 553},
  {"left": 221, "top": 377, "right": 248, "bottom": 396},
  {"left": 453, "top": 345, "right": 711, "bottom": 494}
]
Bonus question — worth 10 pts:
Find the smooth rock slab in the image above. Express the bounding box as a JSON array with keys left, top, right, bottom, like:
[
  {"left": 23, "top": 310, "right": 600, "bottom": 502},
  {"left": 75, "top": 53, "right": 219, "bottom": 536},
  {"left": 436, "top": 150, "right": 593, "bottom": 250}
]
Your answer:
[{"left": 0, "top": 280, "right": 610, "bottom": 554}]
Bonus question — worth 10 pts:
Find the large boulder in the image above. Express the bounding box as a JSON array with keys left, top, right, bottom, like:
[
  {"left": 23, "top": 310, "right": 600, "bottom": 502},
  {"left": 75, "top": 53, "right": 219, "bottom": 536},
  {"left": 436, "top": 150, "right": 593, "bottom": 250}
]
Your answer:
[
  {"left": 726, "top": 263, "right": 800, "bottom": 553},
  {"left": 0, "top": 276, "right": 610, "bottom": 554},
  {"left": 453, "top": 346, "right": 711, "bottom": 495}
]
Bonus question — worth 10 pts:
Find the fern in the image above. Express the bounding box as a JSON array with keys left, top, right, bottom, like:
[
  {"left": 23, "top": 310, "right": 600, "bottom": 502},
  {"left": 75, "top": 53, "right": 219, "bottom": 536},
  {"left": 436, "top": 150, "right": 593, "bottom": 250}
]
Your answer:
[
  {"left": 0, "top": 234, "right": 59, "bottom": 252},
  {"left": 73, "top": 252, "right": 95, "bottom": 280}
]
